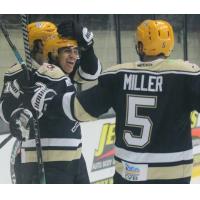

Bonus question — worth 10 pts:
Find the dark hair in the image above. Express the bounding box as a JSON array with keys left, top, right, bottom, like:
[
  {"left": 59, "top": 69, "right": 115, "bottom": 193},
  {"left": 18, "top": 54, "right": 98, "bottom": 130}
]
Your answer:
[{"left": 48, "top": 52, "right": 59, "bottom": 65}]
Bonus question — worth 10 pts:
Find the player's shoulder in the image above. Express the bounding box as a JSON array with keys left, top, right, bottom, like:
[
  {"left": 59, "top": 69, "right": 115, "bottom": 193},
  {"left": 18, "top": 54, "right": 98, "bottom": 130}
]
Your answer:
[
  {"left": 159, "top": 59, "right": 200, "bottom": 73},
  {"left": 36, "top": 63, "right": 66, "bottom": 81},
  {"left": 5, "top": 63, "right": 23, "bottom": 77},
  {"left": 102, "top": 62, "right": 137, "bottom": 75}
]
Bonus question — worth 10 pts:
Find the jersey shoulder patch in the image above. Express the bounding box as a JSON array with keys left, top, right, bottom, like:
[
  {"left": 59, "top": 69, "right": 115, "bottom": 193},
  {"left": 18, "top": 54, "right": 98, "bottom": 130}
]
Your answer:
[
  {"left": 36, "top": 63, "right": 66, "bottom": 81},
  {"left": 158, "top": 59, "right": 200, "bottom": 73},
  {"left": 5, "top": 63, "right": 23, "bottom": 76}
]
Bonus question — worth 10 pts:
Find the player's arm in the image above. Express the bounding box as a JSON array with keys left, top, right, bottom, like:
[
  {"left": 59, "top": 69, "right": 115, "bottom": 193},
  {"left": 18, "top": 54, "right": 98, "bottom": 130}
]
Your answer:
[
  {"left": 186, "top": 62, "right": 200, "bottom": 112},
  {"left": 74, "top": 46, "right": 102, "bottom": 83},
  {"left": 0, "top": 66, "right": 24, "bottom": 124},
  {"left": 50, "top": 72, "right": 114, "bottom": 122},
  {"left": 61, "top": 84, "right": 112, "bottom": 122},
  {"left": 189, "top": 76, "right": 200, "bottom": 112},
  {"left": 25, "top": 82, "right": 112, "bottom": 123},
  {"left": 0, "top": 79, "right": 23, "bottom": 123},
  {"left": 23, "top": 71, "right": 114, "bottom": 122}
]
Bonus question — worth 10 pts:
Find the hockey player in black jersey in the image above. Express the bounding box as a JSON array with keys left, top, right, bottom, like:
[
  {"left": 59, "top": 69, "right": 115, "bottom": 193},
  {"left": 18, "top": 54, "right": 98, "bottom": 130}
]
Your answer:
[
  {"left": 0, "top": 21, "right": 58, "bottom": 183},
  {"left": 29, "top": 19, "right": 200, "bottom": 184},
  {"left": 0, "top": 21, "right": 57, "bottom": 119},
  {"left": 31, "top": 21, "right": 101, "bottom": 183},
  {"left": 0, "top": 20, "right": 101, "bottom": 183}
]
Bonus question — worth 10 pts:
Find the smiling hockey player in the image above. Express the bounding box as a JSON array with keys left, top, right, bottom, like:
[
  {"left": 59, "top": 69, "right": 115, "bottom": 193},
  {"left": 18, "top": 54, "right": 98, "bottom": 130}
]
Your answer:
[{"left": 0, "top": 20, "right": 101, "bottom": 183}]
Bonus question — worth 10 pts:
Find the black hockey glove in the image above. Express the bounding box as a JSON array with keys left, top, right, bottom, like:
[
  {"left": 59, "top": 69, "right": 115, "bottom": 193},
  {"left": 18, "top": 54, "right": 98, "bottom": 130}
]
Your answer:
[
  {"left": 9, "top": 108, "right": 34, "bottom": 141},
  {"left": 58, "top": 20, "right": 94, "bottom": 51}
]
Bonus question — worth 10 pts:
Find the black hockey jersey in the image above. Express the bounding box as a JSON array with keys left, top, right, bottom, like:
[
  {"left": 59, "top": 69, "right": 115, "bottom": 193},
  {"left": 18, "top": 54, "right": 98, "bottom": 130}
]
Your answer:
[
  {"left": 62, "top": 58, "right": 200, "bottom": 182},
  {"left": 0, "top": 62, "right": 83, "bottom": 165}
]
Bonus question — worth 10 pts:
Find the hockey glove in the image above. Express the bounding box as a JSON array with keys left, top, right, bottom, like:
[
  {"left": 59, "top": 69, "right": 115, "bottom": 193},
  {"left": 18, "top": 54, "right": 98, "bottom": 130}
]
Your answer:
[
  {"left": 9, "top": 108, "right": 33, "bottom": 141},
  {"left": 58, "top": 20, "right": 74, "bottom": 38},
  {"left": 58, "top": 20, "right": 94, "bottom": 51}
]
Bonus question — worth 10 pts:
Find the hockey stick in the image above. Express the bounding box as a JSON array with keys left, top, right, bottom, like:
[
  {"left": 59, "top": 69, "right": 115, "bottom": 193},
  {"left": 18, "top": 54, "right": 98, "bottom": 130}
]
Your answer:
[
  {"left": 0, "top": 24, "right": 26, "bottom": 151},
  {"left": 0, "top": 135, "right": 13, "bottom": 149},
  {"left": 20, "top": 14, "right": 46, "bottom": 184},
  {"left": 1, "top": 16, "right": 45, "bottom": 183},
  {"left": 0, "top": 23, "right": 25, "bottom": 65},
  {"left": 0, "top": 23, "right": 30, "bottom": 82}
]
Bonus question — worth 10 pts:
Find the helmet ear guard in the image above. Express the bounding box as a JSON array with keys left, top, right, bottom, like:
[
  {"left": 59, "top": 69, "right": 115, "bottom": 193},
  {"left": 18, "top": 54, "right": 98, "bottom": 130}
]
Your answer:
[{"left": 135, "top": 20, "right": 174, "bottom": 57}]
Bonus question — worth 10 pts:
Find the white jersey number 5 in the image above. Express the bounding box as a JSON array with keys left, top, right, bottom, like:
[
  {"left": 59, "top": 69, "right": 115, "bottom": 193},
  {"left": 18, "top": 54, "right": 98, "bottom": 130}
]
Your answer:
[{"left": 123, "top": 95, "right": 157, "bottom": 148}]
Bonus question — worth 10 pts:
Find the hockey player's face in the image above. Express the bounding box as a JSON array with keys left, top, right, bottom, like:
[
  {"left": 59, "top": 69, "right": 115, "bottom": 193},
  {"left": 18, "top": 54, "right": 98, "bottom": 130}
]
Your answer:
[{"left": 58, "top": 47, "right": 79, "bottom": 74}]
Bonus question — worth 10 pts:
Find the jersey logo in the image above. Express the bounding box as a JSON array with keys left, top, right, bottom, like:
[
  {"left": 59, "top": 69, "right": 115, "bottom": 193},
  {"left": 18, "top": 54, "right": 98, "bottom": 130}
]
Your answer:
[
  {"left": 65, "top": 78, "right": 72, "bottom": 87},
  {"left": 3, "top": 80, "right": 23, "bottom": 99},
  {"left": 71, "top": 121, "right": 80, "bottom": 133},
  {"left": 162, "top": 42, "right": 166, "bottom": 48},
  {"left": 35, "top": 22, "right": 43, "bottom": 28},
  {"left": 31, "top": 82, "right": 57, "bottom": 118},
  {"left": 46, "top": 64, "right": 55, "bottom": 70},
  {"left": 122, "top": 162, "right": 148, "bottom": 181}
]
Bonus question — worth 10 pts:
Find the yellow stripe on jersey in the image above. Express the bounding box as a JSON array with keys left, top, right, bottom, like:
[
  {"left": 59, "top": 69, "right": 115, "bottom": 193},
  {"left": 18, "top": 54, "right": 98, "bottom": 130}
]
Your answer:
[
  {"left": 37, "top": 63, "right": 66, "bottom": 80},
  {"left": 21, "top": 148, "right": 82, "bottom": 163},
  {"left": 103, "top": 59, "right": 200, "bottom": 74},
  {"left": 147, "top": 164, "right": 193, "bottom": 180},
  {"left": 115, "top": 160, "right": 193, "bottom": 181},
  {"left": 74, "top": 96, "right": 98, "bottom": 121}
]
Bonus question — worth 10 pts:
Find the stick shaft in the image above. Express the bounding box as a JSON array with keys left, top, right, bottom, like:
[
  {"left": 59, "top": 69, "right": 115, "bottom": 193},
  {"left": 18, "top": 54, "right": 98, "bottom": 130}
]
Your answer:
[
  {"left": 20, "top": 14, "right": 46, "bottom": 184},
  {"left": 0, "top": 135, "right": 12, "bottom": 149}
]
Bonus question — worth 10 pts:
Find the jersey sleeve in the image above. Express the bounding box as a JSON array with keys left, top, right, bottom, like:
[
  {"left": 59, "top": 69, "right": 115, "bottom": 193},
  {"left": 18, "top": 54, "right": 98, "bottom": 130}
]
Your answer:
[
  {"left": 0, "top": 64, "right": 24, "bottom": 123},
  {"left": 0, "top": 93, "right": 20, "bottom": 123},
  {"left": 180, "top": 61, "right": 200, "bottom": 111},
  {"left": 188, "top": 74, "right": 200, "bottom": 111},
  {"left": 75, "top": 84, "right": 112, "bottom": 120},
  {"left": 60, "top": 72, "right": 115, "bottom": 122},
  {"left": 72, "top": 47, "right": 102, "bottom": 83}
]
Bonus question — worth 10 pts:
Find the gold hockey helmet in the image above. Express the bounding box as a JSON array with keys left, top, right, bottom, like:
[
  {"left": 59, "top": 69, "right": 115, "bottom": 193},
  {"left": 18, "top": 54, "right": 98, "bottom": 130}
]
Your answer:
[
  {"left": 27, "top": 21, "right": 57, "bottom": 50},
  {"left": 43, "top": 36, "right": 78, "bottom": 59},
  {"left": 136, "top": 20, "right": 174, "bottom": 57}
]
